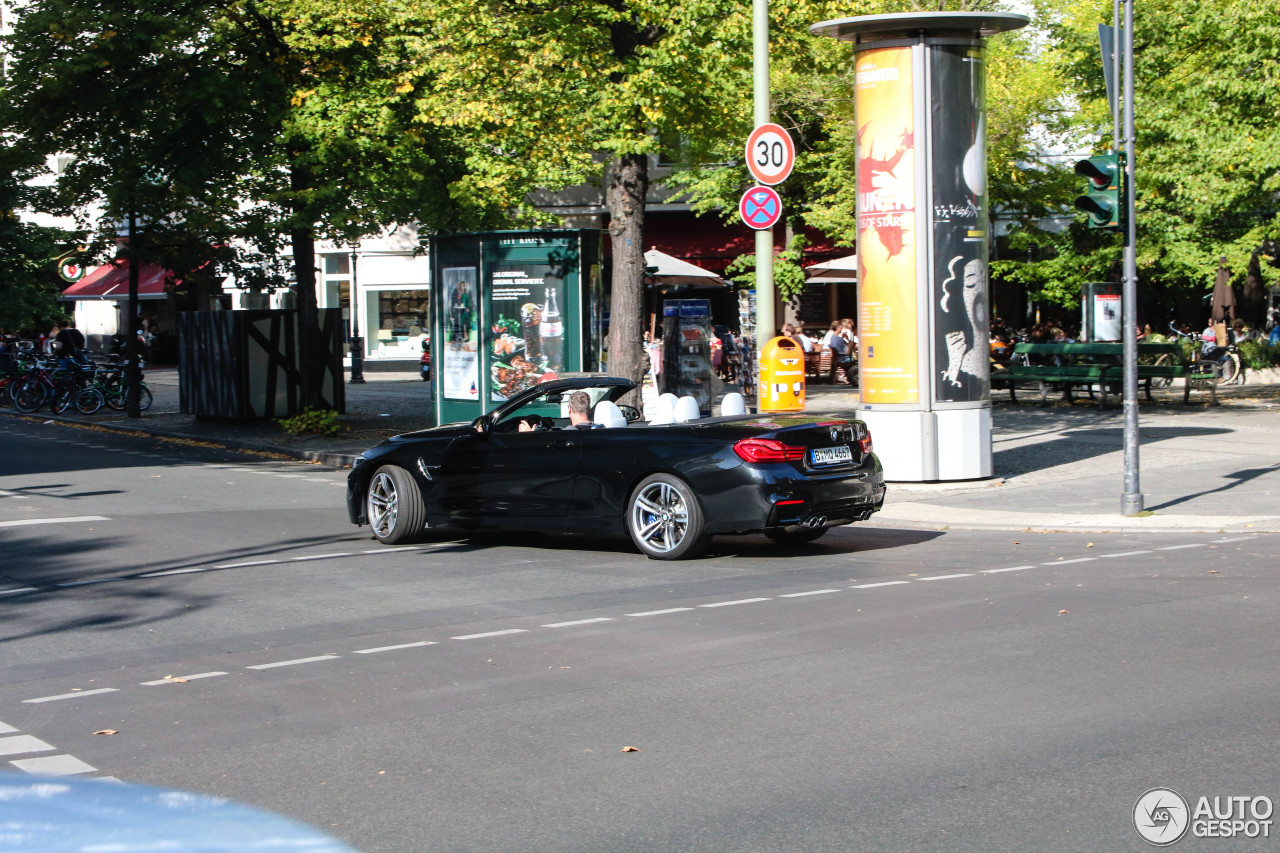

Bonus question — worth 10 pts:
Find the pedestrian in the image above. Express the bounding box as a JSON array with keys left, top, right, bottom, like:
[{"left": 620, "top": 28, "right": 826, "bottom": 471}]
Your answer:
[{"left": 820, "top": 320, "right": 853, "bottom": 382}]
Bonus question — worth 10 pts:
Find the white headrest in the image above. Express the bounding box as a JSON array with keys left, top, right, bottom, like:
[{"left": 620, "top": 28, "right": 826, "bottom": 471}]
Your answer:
[
  {"left": 593, "top": 399, "right": 627, "bottom": 428},
  {"left": 673, "top": 396, "right": 700, "bottom": 423},
  {"left": 650, "top": 393, "right": 678, "bottom": 425},
  {"left": 719, "top": 392, "right": 746, "bottom": 416}
]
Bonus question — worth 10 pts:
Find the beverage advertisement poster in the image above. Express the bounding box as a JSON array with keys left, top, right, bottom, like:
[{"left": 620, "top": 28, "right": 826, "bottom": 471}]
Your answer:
[
  {"left": 488, "top": 263, "right": 564, "bottom": 401},
  {"left": 855, "top": 46, "right": 919, "bottom": 404},
  {"left": 442, "top": 266, "right": 479, "bottom": 400},
  {"left": 930, "top": 45, "right": 991, "bottom": 402}
]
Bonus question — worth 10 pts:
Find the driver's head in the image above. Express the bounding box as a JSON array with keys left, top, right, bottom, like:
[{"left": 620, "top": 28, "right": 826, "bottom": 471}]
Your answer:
[{"left": 568, "top": 391, "right": 591, "bottom": 420}]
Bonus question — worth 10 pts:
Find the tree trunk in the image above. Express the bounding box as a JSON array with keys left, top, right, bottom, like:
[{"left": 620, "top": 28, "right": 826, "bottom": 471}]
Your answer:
[
  {"left": 288, "top": 161, "right": 323, "bottom": 410},
  {"left": 606, "top": 152, "right": 649, "bottom": 405}
]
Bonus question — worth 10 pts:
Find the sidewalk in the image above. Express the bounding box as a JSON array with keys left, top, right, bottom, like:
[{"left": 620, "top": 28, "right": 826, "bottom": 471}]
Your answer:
[{"left": 6, "top": 369, "right": 1279, "bottom": 534}]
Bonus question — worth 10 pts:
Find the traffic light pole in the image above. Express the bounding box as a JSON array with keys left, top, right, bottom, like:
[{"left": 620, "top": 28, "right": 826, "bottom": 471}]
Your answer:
[{"left": 1120, "top": 0, "right": 1142, "bottom": 516}]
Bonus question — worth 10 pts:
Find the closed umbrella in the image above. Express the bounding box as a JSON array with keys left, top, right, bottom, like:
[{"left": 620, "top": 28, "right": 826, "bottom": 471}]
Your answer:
[{"left": 1211, "top": 258, "right": 1237, "bottom": 322}]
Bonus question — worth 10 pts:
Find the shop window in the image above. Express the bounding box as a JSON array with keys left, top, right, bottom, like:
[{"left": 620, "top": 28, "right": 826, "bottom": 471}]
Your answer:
[
  {"left": 373, "top": 289, "right": 430, "bottom": 358},
  {"left": 324, "top": 255, "right": 350, "bottom": 276}
]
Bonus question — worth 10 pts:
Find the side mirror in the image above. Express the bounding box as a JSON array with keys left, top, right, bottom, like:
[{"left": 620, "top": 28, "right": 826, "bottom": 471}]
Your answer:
[{"left": 471, "top": 416, "right": 491, "bottom": 435}]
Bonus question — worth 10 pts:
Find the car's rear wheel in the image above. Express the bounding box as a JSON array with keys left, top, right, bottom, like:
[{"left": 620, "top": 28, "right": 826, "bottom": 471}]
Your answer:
[
  {"left": 366, "top": 465, "right": 426, "bottom": 544},
  {"left": 626, "top": 473, "right": 709, "bottom": 560},
  {"left": 764, "top": 526, "right": 830, "bottom": 546}
]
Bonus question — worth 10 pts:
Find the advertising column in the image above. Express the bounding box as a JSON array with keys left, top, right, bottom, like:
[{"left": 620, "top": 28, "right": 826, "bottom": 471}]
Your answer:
[{"left": 812, "top": 12, "right": 1028, "bottom": 481}]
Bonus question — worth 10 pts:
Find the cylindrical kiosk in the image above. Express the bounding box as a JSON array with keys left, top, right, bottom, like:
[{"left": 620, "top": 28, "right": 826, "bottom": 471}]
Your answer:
[
  {"left": 812, "top": 12, "right": 1027, "bottom": 481},
  {"left": 758, "top": 335, "right": 806, "bottom": 413}
]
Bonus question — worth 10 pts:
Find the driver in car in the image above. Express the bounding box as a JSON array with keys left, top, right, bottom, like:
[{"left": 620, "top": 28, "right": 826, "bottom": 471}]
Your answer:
[{"left": 518, "top": 390, "right": 592, "bottom": 431}]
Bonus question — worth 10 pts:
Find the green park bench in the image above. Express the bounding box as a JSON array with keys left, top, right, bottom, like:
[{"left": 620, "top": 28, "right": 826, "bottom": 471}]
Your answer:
[{"left": 990, "top": 342, "right": 1216, "bottom": 406}]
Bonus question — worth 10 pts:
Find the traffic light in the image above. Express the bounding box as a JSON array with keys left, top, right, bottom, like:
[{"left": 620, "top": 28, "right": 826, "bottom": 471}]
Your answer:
[{"left": 1074, "top": 153, "right": 1123, "bottom": 230}]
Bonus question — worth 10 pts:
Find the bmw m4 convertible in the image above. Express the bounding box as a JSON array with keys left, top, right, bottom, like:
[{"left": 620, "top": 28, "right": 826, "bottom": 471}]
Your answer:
[{"left": 347, "top": 377, "right": 885, "bottom": 560}]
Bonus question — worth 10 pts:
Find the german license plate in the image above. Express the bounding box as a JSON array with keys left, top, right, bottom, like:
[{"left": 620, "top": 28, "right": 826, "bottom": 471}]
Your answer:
[{"left": 810, "top": 446, "right": 852, "bottom": 466}]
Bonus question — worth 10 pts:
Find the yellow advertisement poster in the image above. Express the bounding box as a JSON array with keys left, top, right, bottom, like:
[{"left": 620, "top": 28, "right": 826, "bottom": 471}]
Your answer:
[{"left": 855, "top": 46, "right": 918, "bottom": 404}]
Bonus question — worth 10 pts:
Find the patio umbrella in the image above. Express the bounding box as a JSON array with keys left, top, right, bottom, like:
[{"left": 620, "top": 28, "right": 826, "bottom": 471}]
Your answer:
[
  {"left": 643, "top": 249, "right": 729, "bottom": 288},
  {"left": 1211, "top": 258, "right": 1237, "bottom": 322},
  {"left": 804, "top": 253, "right": 858, "bottom": 284}
]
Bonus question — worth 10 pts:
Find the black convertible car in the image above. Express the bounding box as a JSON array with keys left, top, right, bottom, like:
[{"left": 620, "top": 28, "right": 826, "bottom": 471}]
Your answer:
[{"left": 347, "top": 377, "right": 885, "bottom": 560}]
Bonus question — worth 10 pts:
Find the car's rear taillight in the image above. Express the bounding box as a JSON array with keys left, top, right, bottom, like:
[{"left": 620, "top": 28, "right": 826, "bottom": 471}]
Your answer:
[
  {"left": 733, "top": 438, "right": 806, "bottom": 463},
  {"left": 856, "top": 425, "right": 873, "bottom": 455}
]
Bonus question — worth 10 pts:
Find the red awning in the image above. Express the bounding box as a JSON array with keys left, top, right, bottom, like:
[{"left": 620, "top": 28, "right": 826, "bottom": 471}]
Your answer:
[{"left": 60, "top": 261, "right": 175, "bottom": 301}]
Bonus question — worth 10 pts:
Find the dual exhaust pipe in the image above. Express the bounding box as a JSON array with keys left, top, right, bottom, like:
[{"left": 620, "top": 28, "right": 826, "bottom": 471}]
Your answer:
[{"left": 802, "top": 509, "right": 874, "bottom": 528}]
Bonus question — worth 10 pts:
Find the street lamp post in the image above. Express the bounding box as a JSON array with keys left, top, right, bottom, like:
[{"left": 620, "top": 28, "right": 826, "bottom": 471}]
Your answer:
[{"left": 349, "top": 248, "right": 365, "bottom": 384}]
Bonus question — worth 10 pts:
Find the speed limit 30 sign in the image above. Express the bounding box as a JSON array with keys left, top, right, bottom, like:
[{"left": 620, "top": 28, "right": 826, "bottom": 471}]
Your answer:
[{"left": 745, "top": 122, "right": 795, "bottom": 186}]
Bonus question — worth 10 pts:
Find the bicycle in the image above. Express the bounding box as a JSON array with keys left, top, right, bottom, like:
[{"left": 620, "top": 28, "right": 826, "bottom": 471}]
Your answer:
[
  {"left": 1158, "top": 322, "right": 1242, "bottom": 386},
  {"left": 12, "top": 358, "right": 102, "bottom": 414}
]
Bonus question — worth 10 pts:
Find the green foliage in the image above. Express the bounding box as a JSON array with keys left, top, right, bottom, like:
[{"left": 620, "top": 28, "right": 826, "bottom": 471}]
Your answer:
[
  {"left": 277, "top": 407, "right": 345, "bottom": 436},
  {"left": 1239, "top": 339, "right": 1280, "bottom": 370},
  {"left": 725, "top": 234, "right": 811, "bottom": 302}
]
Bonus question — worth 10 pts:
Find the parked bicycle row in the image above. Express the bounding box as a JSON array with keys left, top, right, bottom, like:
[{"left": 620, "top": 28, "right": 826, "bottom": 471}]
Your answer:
[{"left": 0, "top": 349, "right": 153, "bottom": 416}]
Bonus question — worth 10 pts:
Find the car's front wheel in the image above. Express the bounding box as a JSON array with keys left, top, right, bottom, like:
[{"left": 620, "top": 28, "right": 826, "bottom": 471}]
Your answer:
[
  {"left": 366, "top": 465, "right": 427, "bottom": 544},
  {"left": 626, "top": 474, "right": 709, "bottom": 560}
]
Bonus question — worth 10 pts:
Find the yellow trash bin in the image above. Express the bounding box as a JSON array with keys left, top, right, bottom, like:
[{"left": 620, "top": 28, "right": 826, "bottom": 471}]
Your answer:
[{"left": 759, "top": 336, "right": 806, "bottom": 413}]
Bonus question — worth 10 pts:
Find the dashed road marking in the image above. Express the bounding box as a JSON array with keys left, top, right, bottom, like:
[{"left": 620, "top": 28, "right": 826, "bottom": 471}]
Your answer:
[
  {"left": 213, "top": 559, "right": 280, "bottom": 569},
  {"left": 779, "top": 589, "right": 842, "bottom": 597},
  {"left": 10, "top": 755, "right": 96, "bottom": 776},
  {"left": 0, "top": 587, "right": 39, "bottom": 596},
  {"left": 289, "top": 553, "right": 352, "bottom": 562},
  {"left": 542, "top": 617, "right": 613, "bottom": 628},
  {"left": 1101, "top": 550, "right": 1153, "bottom": 558},
  {"left": 452, "top": 629, "right": 529, "bottom": 640},
  {"left": 24, "top": 688, "right": 119, "bottom": 704},
  {"left": 140, "top": 672, "right": 228, "bottom": 686},
  {"left": 699, "top": 598, "right": 771, "bottom": 608},
  {"left": 627, "top": 607, "right": 694, "bottom": 617},
  {"left": 0, "top": 515, "right": 109, "bottom": 528},
  {"left": 56, "top": 577, "right": 125, "bottom": 588},
  {"left": 0, "top": 489, "right": 29, "bottom": 499},
  {"left": 140, "top": 567, "right": 208, "bottom": 577},
  {"left": 247, "top": 655, "right": 339, "bottom": 670},
  {"left": 918, "top": 573, "right": 973, "bottom": 581},
  {"left": 0, "top": 736, "right": 55, "bottom": 757},
  {"left": 1047, "top": 558, "right": 1095, "bottom": 565},
  {"left": 853, "top": 581, "right": 910, "bottom": 589},
  {"left": 353, "top": 641, "right": 437, "bottom": 654},
  {"left": 983, "top": 565, "right": 1036, "bottom": 573}
]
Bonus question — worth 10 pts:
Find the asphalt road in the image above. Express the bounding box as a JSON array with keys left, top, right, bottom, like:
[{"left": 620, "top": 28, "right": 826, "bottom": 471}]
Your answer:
[{"left": 2, "top": 418, "right": 1277, "bottom": 852}]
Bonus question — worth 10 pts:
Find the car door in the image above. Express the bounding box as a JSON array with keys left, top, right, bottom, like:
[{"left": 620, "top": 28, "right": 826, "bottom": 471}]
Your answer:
[{"left": 436, "top": 428, "right": 582, "bottom": 520}]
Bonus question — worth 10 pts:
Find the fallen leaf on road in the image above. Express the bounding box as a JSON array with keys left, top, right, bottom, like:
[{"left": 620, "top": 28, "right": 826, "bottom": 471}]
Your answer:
[
  {"left": 1208, "top": 570, "right": 1219, "bottom": 574},
  {"left": 621, "top": 746, "right": 641, "bottom": 753},
  {"left": 1086, "top": 542, "right": 1094, "bottom": 548},
  {"left": 93, "top": 730, "right": 117, "bottom": 736},
  {"left": 1058, "top": 609, "right": 1069, "bottom": 615}
]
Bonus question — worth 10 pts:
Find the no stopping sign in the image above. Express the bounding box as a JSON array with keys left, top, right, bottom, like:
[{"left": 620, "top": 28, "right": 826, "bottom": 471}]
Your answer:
[{"left": 739, "top": 185, "right": 782, "bottom": 230}]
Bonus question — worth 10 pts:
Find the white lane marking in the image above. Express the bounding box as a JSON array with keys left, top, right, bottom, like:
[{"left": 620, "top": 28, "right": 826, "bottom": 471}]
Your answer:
[
  {"left": 24, "top": 688, "right": 119, "bottom": 704},
  {"left": 918, "top": 574, "right": 973, "bottom": 581},
  {"left": 10, "top": 755, "right": 96, "bottom": 776},
  {"left": 212, "top": 559, "right": 280, "bottom": 569},
  {"left": 1101, "top": 550, "right": 1153, "bottom": 558},
  {"left": 779, "top": 589, "right": 842, "bottom": 598},
  {"left": 451, "top": 629, "right": 528, "bottom": 640},
  {"left": 361, "top": 546, "right": 417, "bottom": 554},
  {"left": 0, "top": 588, "right": 39, "bottom": 596},
  {"left": 1209, "top": 537, "right": 1252, "bottom": 544},
  {"left": 275, "top": 474, "right": 308, "bottom": 479},
  {"left": 0, "top": 516, "right": 109, "bottom": 528},
  {"left": 289, "top": 553, "right": 352, "bottom": 562},
  {"left": 0, "top": 489, "right": 29, "bottom": 499},
  {"left": 542, "top": 617, "right": 613, "bottom": 628},
  {"left": 1167, "top": 542, "right": 1212, "bottom": 548},
  {"left": 699, "top": 598, "right": 771, "bottom": 608},
  {"left": 0, "top": 736, "right": 55, "bottom": 757},
  {"left": 140, "top": 672, "right": 227, "bottom": 686},
  {"left": 1045, "top": 558, "right": 1096, "bottom": 565},
  {"left": 983, "top": 565, "right": 1036, "bottom": 573},
  {"left": 56, "top": 577, "right": 125, "bottom": 588},
  {"left": 852, "top": 581, "right": 910, "bottom": 589},
  {"left": 627, "top": 607, "right": 694, "bottom": 617},
  {"left": 353, "top": 641, "right": 437, "bottom": 654},
  {"left": 247, "top": 655, "right": 339, "bottom": 670},
  {"left": 139, "top": 568, "right": 208, "bottom": 577},
  {"left": 0, "top": 722, "right": 17, "bottom": 734}
]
